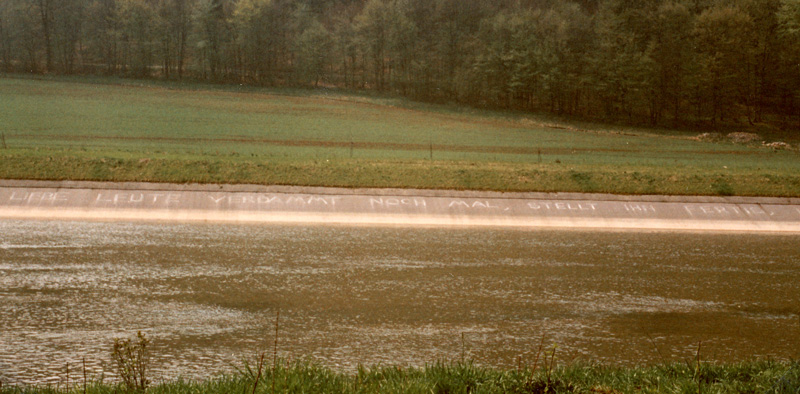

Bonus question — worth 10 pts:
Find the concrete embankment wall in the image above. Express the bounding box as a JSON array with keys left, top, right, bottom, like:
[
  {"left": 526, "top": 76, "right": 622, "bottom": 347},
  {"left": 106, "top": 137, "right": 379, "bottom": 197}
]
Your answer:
[{"left": 2, "top": 180, "right": 800, "bottom": 232}]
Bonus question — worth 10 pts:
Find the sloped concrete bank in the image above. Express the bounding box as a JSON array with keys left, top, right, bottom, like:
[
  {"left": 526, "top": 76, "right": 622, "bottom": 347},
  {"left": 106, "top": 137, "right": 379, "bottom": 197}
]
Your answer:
[{"left": 2, "top": 180, "right": 800, "bottom": 232}]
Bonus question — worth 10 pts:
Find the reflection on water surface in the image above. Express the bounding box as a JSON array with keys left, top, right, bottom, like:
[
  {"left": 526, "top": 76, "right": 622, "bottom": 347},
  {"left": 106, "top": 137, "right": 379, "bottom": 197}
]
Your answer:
[{"left": 1, "top": 220, "right": 799, "bottom": 384}]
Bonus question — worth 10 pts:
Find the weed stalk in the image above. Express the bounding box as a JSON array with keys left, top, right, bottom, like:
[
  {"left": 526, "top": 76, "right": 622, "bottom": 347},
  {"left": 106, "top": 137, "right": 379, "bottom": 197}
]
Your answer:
[
  {"left": 525, "top": 334, "right": 546, "bottom": 387},
  {"left": 531, "top": 335, "right": 545, "bottom": 373},
  {"left": 643, "top": 329, "right": 667, "bottom": 364},
  {"left": 461, "top": 332, "right": 465, "bottom": 364},
  {"left": 546, "top": 344, "right": 557, "bottom": 387},
  {"left": 695, "top": 340, "right": 702, "bottom": 394},
  {"left": 82, "top": 357, "right": 87, "bottom": 394},
  {"left": 272, "top": 310, "right": 280, "bottom": 394},
  {"left": 252, "top": 352, "right": 265, "bottom": 394}
]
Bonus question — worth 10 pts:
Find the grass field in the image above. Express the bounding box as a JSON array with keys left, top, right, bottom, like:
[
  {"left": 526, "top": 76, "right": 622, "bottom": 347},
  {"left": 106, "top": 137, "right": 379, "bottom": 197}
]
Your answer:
[{"left": 2, "top": 75, "right": 800, "bottom": 196}]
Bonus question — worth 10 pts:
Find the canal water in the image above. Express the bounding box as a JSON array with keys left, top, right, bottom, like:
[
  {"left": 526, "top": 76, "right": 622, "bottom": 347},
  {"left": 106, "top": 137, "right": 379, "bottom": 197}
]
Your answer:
[{"left": 1, "top": 220, "right": 799, "bottom": 384}]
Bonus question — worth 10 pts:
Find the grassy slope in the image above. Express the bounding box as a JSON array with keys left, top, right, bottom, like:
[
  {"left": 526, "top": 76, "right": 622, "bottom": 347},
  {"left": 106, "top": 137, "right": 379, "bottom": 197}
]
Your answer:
[
  {"left": 2, "top": 75, "right": 800, "bottom": 196},
  {"left": 2, "top": 359, "right": 798, "bottom": 394}
]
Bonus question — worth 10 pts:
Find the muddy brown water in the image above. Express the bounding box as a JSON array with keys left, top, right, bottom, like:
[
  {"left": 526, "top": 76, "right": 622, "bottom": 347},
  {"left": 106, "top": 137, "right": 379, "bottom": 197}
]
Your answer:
[{"left": 1, "top": 220, "right": 799, "bottom": 384}]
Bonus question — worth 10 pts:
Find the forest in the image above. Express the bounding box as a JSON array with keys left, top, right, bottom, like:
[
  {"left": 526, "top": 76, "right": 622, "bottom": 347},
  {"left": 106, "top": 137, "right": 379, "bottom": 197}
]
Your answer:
[{"left": 2, "top": 0, "right": 800, "bottom": 130}]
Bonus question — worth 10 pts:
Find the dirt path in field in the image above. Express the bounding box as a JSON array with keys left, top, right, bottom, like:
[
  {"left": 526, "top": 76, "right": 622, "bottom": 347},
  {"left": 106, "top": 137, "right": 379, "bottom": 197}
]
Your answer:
[
  {"left": 2, "top": 180, "right": 800, "bottom": 232},
  {"left": 5, "top": 133, "right": 757, "bottom": 156}
]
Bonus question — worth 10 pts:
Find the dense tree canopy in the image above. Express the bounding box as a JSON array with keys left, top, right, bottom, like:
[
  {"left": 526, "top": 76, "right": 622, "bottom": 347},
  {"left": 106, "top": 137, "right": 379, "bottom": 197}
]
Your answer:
[{"left": 2, "top": 0, "right": 799, "bottom": 129}]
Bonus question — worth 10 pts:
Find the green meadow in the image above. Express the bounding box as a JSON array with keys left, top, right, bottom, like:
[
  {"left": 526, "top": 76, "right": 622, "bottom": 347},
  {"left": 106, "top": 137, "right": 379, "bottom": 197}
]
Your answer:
[{"left": 2, "top": 75, "right": 800, "bottom": 196}]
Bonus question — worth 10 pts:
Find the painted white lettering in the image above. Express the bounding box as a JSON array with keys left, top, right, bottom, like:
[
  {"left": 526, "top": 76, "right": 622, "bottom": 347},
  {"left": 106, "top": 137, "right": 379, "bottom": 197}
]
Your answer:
[
  {"left": 258, "top": 195, "right": 281, "bottom": 204},
  {"left": 473, "top": 201, "right": 490, "bottom": 208},
  {"left": 9, "top": 191, "right": 70, "bottom": 204},
  {"left": 149, "top": 193, "right": 165, "bottom": 203},
  {"left": 714, "top": 206, "right": 735, "bottom": 214},
  {"left": 688, "top": 205, "right": 751, "bottom": 216},
  {"left": 285, "top": 196, "right": 306, "bottom": 205},
  {"left": 95, "top": 193, "right": 114, "bottom": 203},
  {"left": 308, "top": 197, "right": 329, "bottom": 205},
  {"left": 113, "top": 193, "right": 141, "bottom": 204},
  {"left": 210, "top": 195, "right": 226, "bottom": 204},
  {"left": 624, "top": 203, "right": 656, "bottom": 213},
  {"left": 370, "top": 197, "right": 384, "bottom": 208},
  {"left": 285, "top": 196, "right": 330, "bottom": 205},
  {"left": 371, "top": 197, "right": 424, "bottom": 208},
  {"left": 740, "top": 206, "right": 766, "bottom": 215},
  {"left": 449, "top": 200, "right": 470, "bottom": 208},
  {"left": 9, "top": 192, "right": 26, "bottom": 202},
  {"left": 449, "top": 200, "right": 502, "bottom": 209}
]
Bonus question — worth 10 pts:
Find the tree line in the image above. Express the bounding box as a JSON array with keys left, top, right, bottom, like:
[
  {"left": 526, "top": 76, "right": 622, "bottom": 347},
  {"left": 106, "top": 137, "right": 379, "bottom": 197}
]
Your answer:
[{"left": 2, "top": 0, "right": 800, "bottom": 129}]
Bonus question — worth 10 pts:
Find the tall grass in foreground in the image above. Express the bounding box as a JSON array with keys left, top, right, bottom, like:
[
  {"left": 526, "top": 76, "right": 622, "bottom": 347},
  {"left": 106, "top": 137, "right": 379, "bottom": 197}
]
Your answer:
[{"left": 2, "top": 359, "right": 798, "bottom": 394}]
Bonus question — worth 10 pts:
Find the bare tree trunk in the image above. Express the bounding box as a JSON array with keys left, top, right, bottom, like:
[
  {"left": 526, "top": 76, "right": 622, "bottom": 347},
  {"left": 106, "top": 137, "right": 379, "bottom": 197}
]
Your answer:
[
  {"left": 0, "top": 15, "right": 9, "bottom": 72},
  {"left": 38, "top": 0, "right": 53, "bottom": 72}
]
